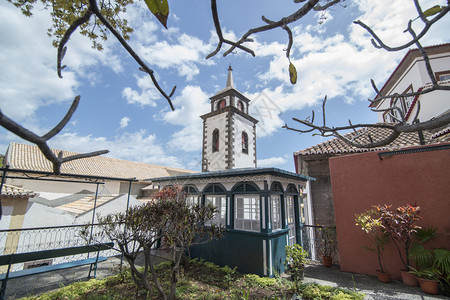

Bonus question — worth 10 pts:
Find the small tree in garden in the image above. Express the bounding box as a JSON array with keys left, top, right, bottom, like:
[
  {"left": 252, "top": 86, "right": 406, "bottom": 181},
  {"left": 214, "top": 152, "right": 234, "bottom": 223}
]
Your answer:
[
  {"left": 376, "top": 204, "right": 421, "bottom": 271},
  {"left": 355, "top": 208, "right": 390, "bottom": 273},
  {"left": 285, "top": 244, "right": 309, "bottom": 282},
  {"left": 84, "top": 187, "right": 222, "bottom": 300}
]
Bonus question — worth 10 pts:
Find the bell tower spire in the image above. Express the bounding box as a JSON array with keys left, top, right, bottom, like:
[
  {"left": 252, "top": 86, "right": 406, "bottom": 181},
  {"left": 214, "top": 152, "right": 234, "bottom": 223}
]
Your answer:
[{"left": 226, "top": 64, "right": 234, "bottom": 88}]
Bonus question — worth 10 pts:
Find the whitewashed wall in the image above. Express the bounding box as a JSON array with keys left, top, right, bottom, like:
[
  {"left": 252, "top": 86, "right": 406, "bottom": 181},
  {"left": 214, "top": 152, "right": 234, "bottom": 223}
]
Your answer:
[
  {"left": 376, "top": 52, "right": 450, "bottom": 123},
  {"left": 233, "top": 114, "right": 256, "bottom": 168},
  {"left": 204, "top": 112, "right": 228, "bottom": 171}
]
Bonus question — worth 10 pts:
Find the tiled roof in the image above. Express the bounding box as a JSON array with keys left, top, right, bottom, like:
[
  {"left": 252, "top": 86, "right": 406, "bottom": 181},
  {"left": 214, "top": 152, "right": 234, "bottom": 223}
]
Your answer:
[
  {"left": 0, "top": 184, "right": 36, "bottom": 198},
  {"left": 4, "top": 143, "right": 196, "bottom": 181},
  {"left": 295, "top": 126, "right": 450, "bottom": 157},
  {"left": 57, "top": 195, "right": 116, "bottom": 215}
]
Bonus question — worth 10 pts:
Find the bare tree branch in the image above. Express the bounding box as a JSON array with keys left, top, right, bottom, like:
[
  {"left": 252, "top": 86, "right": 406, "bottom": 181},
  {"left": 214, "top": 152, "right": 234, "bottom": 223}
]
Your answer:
[
  {"left": 285, "top": 95, "right": 450, "bottom": 148},
  {"left": 353, "top": 3, "right": 449, "bottom": 52},
  {"left": 57, "top": 9, "right": 93, "bottom": 78},
  {"left": 207, "top": 0, "right": 345, "bottom": 59},
  {"left": 222, "top": 0, "right": 322, "bottom": 57},
  {"left": 56, "top": 0, "right": 176, "bottom": 111},
  {"left": 0, "top": 96, "right": 109, "bottom": 175},
  {"left": 262, "top": 16, "right": 294, "bottom": 59},
  {"left": 206, "top": 0, "right": 256, "bottom": 59},
  {"left": 313, "top": 0, "right": 343, "bottom": 11}
]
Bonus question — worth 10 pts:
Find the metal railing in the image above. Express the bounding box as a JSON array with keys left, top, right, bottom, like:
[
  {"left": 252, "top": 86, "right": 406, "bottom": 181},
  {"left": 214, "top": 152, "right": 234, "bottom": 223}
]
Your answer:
[{"left": 0, "top": 224, "right": 117, "bottom": 272}]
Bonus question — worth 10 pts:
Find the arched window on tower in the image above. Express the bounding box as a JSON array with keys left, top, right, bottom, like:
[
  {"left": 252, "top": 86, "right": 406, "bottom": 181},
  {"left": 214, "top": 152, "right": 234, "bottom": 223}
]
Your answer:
[
  {"left": 237, "top": 100, "right": 244, "bottom": 112},
  {"left": 242, "top": 132, "right": 248, "bottom": 154},
  {"left": 212, "top": 129, "right": 219, "bottom": 152},
  {"left": 218, "top": 99, "right": 226, "bottom": 109}
]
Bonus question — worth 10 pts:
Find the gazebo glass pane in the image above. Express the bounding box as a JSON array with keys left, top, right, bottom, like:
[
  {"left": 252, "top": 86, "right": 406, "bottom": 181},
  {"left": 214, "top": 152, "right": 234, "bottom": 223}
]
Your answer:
[{"left": 234, "top": 195, "right": 260, "bottom": 232}]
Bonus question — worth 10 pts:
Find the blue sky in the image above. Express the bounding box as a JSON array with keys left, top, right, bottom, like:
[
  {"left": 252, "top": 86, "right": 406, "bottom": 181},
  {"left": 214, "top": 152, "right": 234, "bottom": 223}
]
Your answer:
[{"left": 1, "top": 0, "right": 449, "bottom": 172}]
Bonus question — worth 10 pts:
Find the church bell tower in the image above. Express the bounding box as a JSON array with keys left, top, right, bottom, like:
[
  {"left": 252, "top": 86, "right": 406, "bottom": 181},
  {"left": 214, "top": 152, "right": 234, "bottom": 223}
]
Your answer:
[{"left": 201, "top": 66, "right": 258, "bottom": 172}]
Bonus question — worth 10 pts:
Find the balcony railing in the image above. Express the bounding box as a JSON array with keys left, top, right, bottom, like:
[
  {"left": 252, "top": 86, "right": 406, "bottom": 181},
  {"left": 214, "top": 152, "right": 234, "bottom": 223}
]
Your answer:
[{"left": 0, "top": 224, "right": 117, "bottom": 272}]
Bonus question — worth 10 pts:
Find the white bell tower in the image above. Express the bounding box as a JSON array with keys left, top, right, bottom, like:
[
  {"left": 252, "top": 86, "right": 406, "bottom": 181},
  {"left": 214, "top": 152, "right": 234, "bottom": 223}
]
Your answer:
[{"left": 201, "top": 66, "right": 258, "bottom": 172}]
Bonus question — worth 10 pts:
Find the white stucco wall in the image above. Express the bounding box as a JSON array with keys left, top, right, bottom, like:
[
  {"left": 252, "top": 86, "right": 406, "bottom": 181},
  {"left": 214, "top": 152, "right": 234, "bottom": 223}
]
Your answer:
[
  {"left": 21, "top": 202, "right": 76, "bottom": 228},
  {"left": 74, "top": 194, "right": 141, "bottom": 224},
  {"left": 376, "top": 52, "right": 450, "bottom": 123},
  {"left": 0, "top": 206, "right": 14, "bottom": 230},
  {"left": 233, "top": 114, "right": 256, "bottom": 168},
  {"left": 204, "top": 112, "right": 228, "bottom": 171},
  {"left": 6, "top": 178, "right": 123, "bottom": 195}
]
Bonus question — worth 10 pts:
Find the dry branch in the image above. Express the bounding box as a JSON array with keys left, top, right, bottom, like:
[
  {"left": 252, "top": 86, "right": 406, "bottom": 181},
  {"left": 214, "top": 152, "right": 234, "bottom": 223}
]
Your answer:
[{"left": 0, "top": 96, "right": 109, "bottom": 175}]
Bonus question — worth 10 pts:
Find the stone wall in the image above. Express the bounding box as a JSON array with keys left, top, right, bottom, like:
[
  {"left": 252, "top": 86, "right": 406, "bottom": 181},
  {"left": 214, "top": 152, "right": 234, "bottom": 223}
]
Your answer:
[{"left": 297, "top": 156, "right": 335, "bottom": 226}]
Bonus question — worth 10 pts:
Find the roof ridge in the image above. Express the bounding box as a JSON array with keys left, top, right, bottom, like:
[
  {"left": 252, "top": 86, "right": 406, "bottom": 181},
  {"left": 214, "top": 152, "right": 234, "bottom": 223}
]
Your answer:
[
  {"left": 6, "top": 142, "right": 196, "bottom": 180},
  {"left": 295, "top": 125, "right": 448, "bottom": 157}
]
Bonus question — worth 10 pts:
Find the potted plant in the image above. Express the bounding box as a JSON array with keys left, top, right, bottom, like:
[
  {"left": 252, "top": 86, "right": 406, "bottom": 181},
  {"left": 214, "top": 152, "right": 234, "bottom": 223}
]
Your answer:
[
  {"left": 408, "top": 268, "right": 440, "bottom": 295},
  {"left": 315, "top": 225, "right": 337, "bottom": 267},
  {"left": 355, "top": 208, "right": 391, "bottom": 282},
  {"left": 377, "top": 204, "right": 421, "bottom": 286},
  {"left": 284, "top": 244, "right": 309, "bottom": 282},
  {"left": 409, "top": 227, "right": 450, "bottom": 295}
]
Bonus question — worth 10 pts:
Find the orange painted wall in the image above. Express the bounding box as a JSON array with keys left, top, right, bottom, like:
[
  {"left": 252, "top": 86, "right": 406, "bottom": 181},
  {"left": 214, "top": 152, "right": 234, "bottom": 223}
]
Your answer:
[{"left": 329, "top": 145, "right": 450, "bottom": 280}]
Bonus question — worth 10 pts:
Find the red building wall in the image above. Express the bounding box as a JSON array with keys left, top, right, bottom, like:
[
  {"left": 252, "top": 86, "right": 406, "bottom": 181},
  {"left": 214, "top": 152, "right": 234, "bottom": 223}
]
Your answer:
[{"left": 329, "top": 145, "right": 450, "bottom": 280}]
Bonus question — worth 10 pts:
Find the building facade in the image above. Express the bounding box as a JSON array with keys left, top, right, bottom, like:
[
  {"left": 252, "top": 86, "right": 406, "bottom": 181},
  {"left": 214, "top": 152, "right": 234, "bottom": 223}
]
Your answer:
[
  {"left": 295, "top": 44, "right": 450, "bottom": 228},
  {"left": 201, "top": 66, "right": 258, "bottom": 171},
  {"left": 371, "top": 43, "right": 450, "bottom": 124},
  {"left": 150, "top": 67, "right": 314, "bottom": 276},
  {"left": 151, "top": 168, "right": 312, "bottom": 277}
]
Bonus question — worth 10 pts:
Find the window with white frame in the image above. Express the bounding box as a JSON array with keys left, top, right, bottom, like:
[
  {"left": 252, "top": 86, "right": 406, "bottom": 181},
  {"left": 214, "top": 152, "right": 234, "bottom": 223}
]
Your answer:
[
  {"left": 286, "top": 195, "right": 296, "bottom": 246},
  {"left": 184, "top": 185, "right": 199, "bottom": 207},
  {"left": 186, "top": 195, "right": 199, "bottom": 207},
  {"left": 234, "top": 195, "right": 260, "bottom": 232},
  {"left": 271, "top": 195, "right": 282, "bottom": 231},
  {"left": 286, "top": 196, "right": 295, "bottom": 226},
  {"left": 205, "top": 195, "right": 226, "bottom": 226}
]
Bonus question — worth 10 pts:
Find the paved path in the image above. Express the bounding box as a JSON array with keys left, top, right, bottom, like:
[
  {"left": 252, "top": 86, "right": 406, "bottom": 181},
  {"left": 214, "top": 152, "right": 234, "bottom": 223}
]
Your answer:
[
  {"left": 3, "top": 256, "right": 448, "bottom": 299},
  {"left": 303, "top": 262, "right": 448, "bottom": 300}
]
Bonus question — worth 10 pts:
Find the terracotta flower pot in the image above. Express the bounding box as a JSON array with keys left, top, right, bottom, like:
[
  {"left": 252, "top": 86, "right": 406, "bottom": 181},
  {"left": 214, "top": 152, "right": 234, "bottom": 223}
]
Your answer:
[
  {"left": 376, "top": 270, "right": 390, "bottom": 283},
  {"left": 321, "top": 255, "right": 332, "bottom": 267},
  {"left": 400, "top": 270, "right": 419, "bottom": 286},
  {"left": 418, "top": 278, "right": 439, "bottom": 295}
]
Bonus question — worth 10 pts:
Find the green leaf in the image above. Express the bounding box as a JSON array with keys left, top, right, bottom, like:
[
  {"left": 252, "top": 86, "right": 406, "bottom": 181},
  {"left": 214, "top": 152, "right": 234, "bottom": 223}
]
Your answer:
[
  {"left": 289, "top": 62, "right": 297, "bottom": 84},
  {"left": 423, "top": 5, "right": 443, "bottom": 17},
  {"left": 144, "top": 0, "right": 169, "bottom": 29}
]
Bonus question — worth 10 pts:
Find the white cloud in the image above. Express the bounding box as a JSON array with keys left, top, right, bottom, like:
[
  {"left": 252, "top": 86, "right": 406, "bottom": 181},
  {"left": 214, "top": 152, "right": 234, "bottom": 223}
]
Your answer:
[
  {"left": 122, "top": 75, "right": 161, "bottom": 106},
  {"left": 49, "top": 130, "right": 183, "bottom": 168},
  {"left": 136, "top": 33, "right": 215, "bottom": 81},
  {"left": 162, "top": 86, "right": 210, "bottom": 152},
  {"left": 257, "top": 156, "right": 287, "bottom": 167},
  {"left": 120, "top": 117, "right": 130, "bottom": 129},
  {"left": 245, "top": 0, "right": 450, "bottom": 139},
  {"left": 0, "top": 3, "right": 78, "bottom": 120},
  {"left": 0, "top": 2, "right": 125, "bottom": 122}
]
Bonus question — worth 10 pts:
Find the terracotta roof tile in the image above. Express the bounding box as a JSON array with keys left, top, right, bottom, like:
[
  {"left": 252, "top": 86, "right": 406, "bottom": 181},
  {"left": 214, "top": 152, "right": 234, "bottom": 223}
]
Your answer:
[
  {"left": 1, "top": 184, "right": 36, "bottom": 198},
  {"left": 5, "top": 143, "right": 196, "bottom": 181},
  {"left": 295, "top": 125, "right": 450, "bottom": 157}
]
